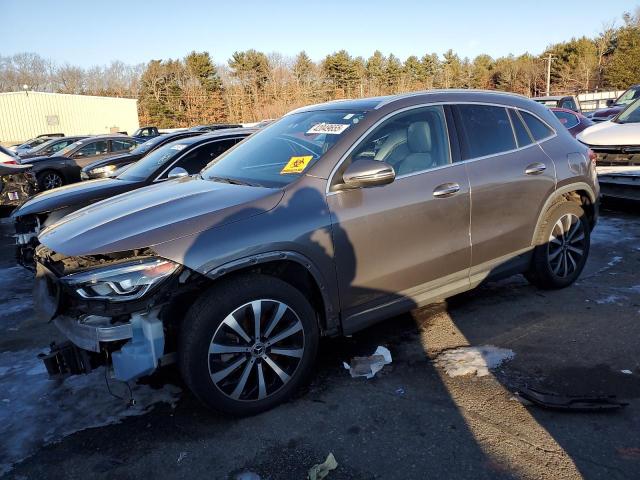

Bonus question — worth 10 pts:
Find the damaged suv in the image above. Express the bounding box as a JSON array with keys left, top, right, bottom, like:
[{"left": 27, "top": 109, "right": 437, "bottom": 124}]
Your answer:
[{"left": 34, "top": 91, "right": 599, "bottom": 415}]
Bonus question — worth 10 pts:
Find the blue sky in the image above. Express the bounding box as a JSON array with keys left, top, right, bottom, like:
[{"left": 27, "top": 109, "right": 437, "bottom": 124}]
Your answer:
[{"left": 1, "top": 0, "right": 634, "bottom": 67}]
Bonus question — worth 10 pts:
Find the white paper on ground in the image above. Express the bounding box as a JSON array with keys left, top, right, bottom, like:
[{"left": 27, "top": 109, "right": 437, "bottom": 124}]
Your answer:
[{"left": 343, "top": 346, "right": 392, "bottom": 379}]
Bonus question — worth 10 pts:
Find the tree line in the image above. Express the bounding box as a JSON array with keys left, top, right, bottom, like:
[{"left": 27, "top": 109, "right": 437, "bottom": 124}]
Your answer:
[{"left": 1, "top": 8, "right": 639, "bottom": 126}]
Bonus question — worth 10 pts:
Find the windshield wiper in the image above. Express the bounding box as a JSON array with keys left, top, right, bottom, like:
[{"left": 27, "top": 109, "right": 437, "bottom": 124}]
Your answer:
[{"left": 208, "top": 175, "right": 258, "bottom": 187}]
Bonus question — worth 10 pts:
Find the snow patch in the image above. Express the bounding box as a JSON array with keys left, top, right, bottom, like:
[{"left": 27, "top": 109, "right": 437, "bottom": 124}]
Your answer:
[
  {"left": 435, "top": 346, "right": 515, "bottom": 377},
  {"left": 595, "top": 294, "right": 626, "bottom": 305},
  {"left": 608, "top": 256, "right": 623, "bottom": 267},
  {"left": 0, "top": 348, "right": 182, "bottom": 476}
]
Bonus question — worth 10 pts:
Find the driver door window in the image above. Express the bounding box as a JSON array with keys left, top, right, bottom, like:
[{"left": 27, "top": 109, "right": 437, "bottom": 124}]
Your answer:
[{"left": 338, "top": 105, "right": 451, "bottom": 186}]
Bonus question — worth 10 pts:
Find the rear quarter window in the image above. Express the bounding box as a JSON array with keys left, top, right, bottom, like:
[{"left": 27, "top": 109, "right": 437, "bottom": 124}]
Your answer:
[
  {"left": 456, "top": 105, "right": 516, "bottom": 159},
  {"left": 520, "top": 111, "right": 555, "bottom": 141}
]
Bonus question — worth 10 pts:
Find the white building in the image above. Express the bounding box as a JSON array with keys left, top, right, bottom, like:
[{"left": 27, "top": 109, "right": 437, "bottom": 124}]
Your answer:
[{"left": 0, "top": 91, "right": 139, "bottom": 145}]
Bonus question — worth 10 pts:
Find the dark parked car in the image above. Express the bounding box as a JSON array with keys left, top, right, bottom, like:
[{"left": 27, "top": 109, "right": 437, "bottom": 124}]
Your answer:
[
  {"left": 20, "top": 135, "right": 140, "bottom": 190},
  {"left": 10, "top": 136, "right": 56, "bottom": 156},
  {"left": 81, "top": 130, "right": 204, "bottom": 180},
  {"left": 14, "top": 129, "right": 253, "bottom": 267},
  {"left": 190, "top": 123, "right": 243, "bottom": 132},
  {"left": 0, "top": 163, "right": 37, "bottom": 208},
  {"left": 587, "top": 84, "right": 640, "bottom": 122},
  {"left": 19, "top": 136, "right": 89, "bottom": 159},
  {"left": 550, "top": 107, "right": 594, "bottom": 137},
  {"left": 533, "top": 95, "right": 582, "bottom": 113},
  {"left": 132, "top": 126, "right": 161, "bottom": 139},
  {"left": 31, "top": 90, "right": 600, "bottom": 415}
]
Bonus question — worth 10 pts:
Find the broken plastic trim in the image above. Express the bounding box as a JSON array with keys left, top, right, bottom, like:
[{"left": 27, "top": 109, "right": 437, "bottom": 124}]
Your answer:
[{"left": 517, "top": 386, "right": 629, "bottom": 411}]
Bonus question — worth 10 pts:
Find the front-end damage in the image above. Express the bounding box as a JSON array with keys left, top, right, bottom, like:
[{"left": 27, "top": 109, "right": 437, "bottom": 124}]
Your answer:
[{"left": 34, "top": 245, "right": 204, "bottom": 382}]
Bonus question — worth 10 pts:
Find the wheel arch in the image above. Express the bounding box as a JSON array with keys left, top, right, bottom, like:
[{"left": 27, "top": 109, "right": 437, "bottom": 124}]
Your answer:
[
  {"left": 202, "top": 251, "right": 339, "bottom": 336},
  {"left": 531, "top": 182, "right": 597, "bottom": 246}
]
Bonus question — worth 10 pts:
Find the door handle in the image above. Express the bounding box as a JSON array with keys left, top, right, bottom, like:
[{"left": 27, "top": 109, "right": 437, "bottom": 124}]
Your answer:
[
  {"left": 525, "top": 162, "right": 546, "bottom": 175},
  {"left": 433, "top": 182, "right": 460, "bottom": 198}
]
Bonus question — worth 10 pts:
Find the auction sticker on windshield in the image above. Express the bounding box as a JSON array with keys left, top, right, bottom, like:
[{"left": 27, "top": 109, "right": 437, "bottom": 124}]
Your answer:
[
  {"left": 281, "top": 155, "right": 313, "bottom": 174},
  {"left": 306, "top": 123, "right": 350, "bottom": 135}
]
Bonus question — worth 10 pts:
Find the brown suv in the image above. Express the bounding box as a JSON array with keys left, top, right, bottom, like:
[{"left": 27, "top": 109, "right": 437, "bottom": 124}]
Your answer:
[{"left": 33, "top": 90, "right": 599, "bottom": 415}]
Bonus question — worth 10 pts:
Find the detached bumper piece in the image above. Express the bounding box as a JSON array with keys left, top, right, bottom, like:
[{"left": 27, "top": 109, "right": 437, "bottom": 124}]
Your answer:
[
  {"left": 39, "top": 341, "right": 102, "bottom": 377},
  {"left": 52, "top": 310, "right": 165, "bottom": 383},
  {"left": 518, "top": 386, "right": 629, "bottom": 411}
]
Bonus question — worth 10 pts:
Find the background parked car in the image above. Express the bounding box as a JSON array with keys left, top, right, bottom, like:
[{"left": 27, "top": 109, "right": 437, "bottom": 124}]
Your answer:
[
  {"left": 20, "top": 135, "right": 140, "bottom": 190},
  {"left": 132, "top": 126, "right": 161, "bottom": 139},
  {"left": 533, "top": 95, "right": 582, "bottom": 113},
  {"left": 9, "top": 136, "right": 56, "bottom": 155},
  {"left": 189, "top": 123, "right": 243, "bottom": 132},
  {"left": 13, "top": 129, "right": 254, "bottom": 267},
  {"left": 587, "top": 84, "right": 640, "bottom": 122},
  {"left": 578, "top": 97, "right": 640, "bottom": 166},
  {"left": 19, "top": 136, "right": 88, "bottom": 159},
  {"left": 0, "top": 145, "right": 21, "bottom": 164},
  {"left": 0, "top": 163, "right": 37, "bottom": 209},
  {"left": 550, "top": 107, "right": 594, "bottom": 138},
  {"left": 81, "top": 130, "right": 204, "bottom": 180}
]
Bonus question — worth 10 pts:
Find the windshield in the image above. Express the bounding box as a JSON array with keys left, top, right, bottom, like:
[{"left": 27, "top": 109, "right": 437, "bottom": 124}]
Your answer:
[
  {"left": 130, "top": 135, "right": 167, "bottom": 155},
  {"left": 614, "top": 98, "right": 640, "bottom": 124},
  {"left": 200, "top": 110, "right": 367, "bottom": 187},
  {"left": 614, "top": 87, "right": 640, "bottom": 106},
  {"left": 19, "top": 137, "right": 48, "bottom": 149},
  {"left": 54, "top": 140, "right": 83, "bottom": 157},
  {"left": 117, "top": 141, "right": 185, "bottom": 181}
]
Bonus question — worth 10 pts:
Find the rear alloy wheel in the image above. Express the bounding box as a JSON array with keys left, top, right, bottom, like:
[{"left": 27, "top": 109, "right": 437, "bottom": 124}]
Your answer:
[
  {"left": 179, "top": 274, "right": 319, "bottom": 415},
  {"left": 526, "top": 201, "right": 590, "bottom": 289},
  {"left": 38, "top": 171, "right": 63, "bottom": 190}
]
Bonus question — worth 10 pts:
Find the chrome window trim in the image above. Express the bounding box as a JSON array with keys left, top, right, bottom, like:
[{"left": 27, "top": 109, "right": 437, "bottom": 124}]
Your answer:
[
  {"left": 326, "top": 101, "right": 557, "bottom": 196},
  {"left": 152, "top": 137, "right": 245, "bottom": 183}
]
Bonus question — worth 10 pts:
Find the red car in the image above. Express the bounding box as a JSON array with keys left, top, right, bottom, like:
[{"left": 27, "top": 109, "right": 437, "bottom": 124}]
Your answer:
[{"left": 550, "top": 107, "right": 594, "bottom": 137}]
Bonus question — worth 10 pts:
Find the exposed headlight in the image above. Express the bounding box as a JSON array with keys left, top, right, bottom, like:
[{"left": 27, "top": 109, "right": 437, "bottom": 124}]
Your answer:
[
  {"left": 90, "top": 165, "right": 117, "bottom": 175},
  {"left": 61, "top": 257, "right": 180, "bottom": 301}
]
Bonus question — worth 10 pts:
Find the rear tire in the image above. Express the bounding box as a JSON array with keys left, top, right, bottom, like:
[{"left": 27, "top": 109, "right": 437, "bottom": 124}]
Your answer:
[
  {"left": 37, "top": 170, "right": 64, "bottom": 190},
  {"left": 525, "top": 201, "right": 590, "bottom": 289},
  {"left": 179, "top": 274, "right": 319, "bottom": 415}
]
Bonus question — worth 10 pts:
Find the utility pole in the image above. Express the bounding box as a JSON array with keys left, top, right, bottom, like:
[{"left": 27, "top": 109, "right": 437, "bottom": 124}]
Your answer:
[{"left": 545, "top": 54, "right": 556, "bottom": 96}]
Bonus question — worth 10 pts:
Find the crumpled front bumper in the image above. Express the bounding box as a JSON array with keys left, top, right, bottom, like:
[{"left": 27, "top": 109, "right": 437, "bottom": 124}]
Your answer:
[{"left": 53, "top": 315, "right": 133, "bottom": 353}]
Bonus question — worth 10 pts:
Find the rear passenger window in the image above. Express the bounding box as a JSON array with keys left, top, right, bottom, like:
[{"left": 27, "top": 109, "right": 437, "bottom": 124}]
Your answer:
[
  {"left": 457, "top": 105, "right": 516, "bottom": 159},
  {"left": 508, "top": 109, "right": 533, "bottom": 148},
  {"left": 552, "top": 110, "right": 579, "bottom": 129},
  {"left": 520, "top": 111, "right": 554, "bottom": 141}
]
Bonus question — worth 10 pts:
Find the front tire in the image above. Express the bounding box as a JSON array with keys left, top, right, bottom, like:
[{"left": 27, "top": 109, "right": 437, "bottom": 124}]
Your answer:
[
  {"left": 525, "top": 201, "right": 590, "bottom": 289},
  {"left": 37, "top": 170, "right": 64, "bottom": 190},
  {"left": 179, "top": 274, "right": 319, "bottom": 415}
]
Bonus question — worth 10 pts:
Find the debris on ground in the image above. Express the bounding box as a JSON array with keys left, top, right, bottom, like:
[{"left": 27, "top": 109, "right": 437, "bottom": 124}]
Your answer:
[
  {"left": 308, "top": 452, "right": 338, "bottom": 480},
  {"left": 435, "top": 346, "right": 515, "bottom": 377},
  {"left": 177, "top": 451, "right": 188, "bottom": 464},
  {"left": 343, "top": 346, "right": 392, "bottom": 379},
  {"left": 236, "top": 471, "right": 261, "bottom": 480},
  {"left": 517, "top": 386, "right": 629, "bottom": 411},
  {"left": 621, "top": 369, "right": 633, "bottom": 375}
]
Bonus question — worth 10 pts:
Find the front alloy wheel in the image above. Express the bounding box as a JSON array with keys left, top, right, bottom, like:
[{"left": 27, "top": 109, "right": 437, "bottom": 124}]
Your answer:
[
  {"left": 179, "top": 274, "right": 319, "bottom": 415},
  {"left": 39, "top": 171, "right": 63, "bottom": 190},
  {"left": 208, "top": 299, "right": 305, "bottom": 401}
]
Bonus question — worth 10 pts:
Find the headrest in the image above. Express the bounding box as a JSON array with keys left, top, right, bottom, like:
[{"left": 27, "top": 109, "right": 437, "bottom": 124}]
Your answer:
[{"left": 407, "top": 121, "right": 432, "bottom": 153}]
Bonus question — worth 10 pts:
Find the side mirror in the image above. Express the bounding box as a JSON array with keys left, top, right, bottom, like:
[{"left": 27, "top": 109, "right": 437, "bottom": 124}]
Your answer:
[
  {"left": 73, "top": 151, "right": 84, "bottom": 158},
  {"left": 342, "top": 159, "right": 395, "bottom": 188},
  {"left": 168, "top": 167, "right": 188, "bottom": 179},
  {"left": 606, "top": 99, "right": 614, "bottom": 107}
]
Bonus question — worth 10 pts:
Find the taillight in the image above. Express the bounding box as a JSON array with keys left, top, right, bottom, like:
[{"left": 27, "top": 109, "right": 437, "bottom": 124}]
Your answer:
[
  {"left": 1, "top": 159, "right": 17, "bottom": 165},
  {"left": 587, "top": 148, "right": 597, "bottom": 166}
]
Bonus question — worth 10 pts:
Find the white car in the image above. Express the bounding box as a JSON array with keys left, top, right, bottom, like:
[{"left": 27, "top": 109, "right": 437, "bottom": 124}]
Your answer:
[
  {"left": 0, "top": 145, "right": 20, "bottom": 164},
  {"left": 578, "top": 98, "right": 640, "bottom": 166}
]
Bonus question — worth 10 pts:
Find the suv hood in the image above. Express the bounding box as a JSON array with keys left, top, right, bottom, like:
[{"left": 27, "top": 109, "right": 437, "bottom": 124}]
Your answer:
[
  {"left": 577, "top": 121, "right": 640, "bottom": 146},
  {"left": 13, "top": 178, "right": 139, "bottom": 217},
  {"left": 38, "top": 176, "right": 284, "bottom": 256}
]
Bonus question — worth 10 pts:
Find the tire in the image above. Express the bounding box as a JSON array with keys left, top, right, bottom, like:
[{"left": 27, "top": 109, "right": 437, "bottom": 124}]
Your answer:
[
  {"left": 37, "top": 170, "right": 64, "bottom": 190},
  {"left": 525, "top": 201, "right": 590, "bottom": 289},
  {"left": 179, "top": 274, "right": 319, "bottom": 415}
]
